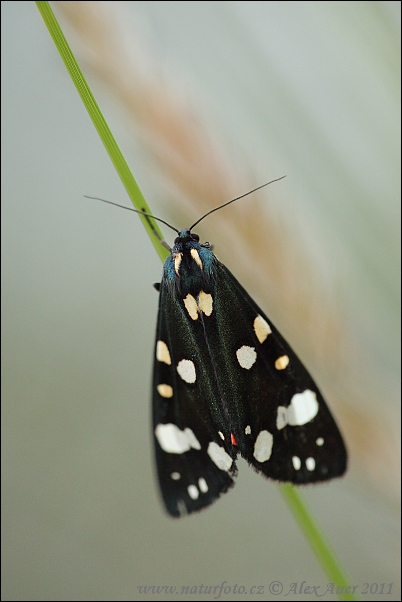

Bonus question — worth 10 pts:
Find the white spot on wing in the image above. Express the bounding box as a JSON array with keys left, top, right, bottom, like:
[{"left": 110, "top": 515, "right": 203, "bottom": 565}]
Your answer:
[
  {"left": 184, "top": 427, "right": 201, "bottom": 450},
  {"left": 155, "top": 423, "right": 200, "bottom": 454},
  {"left": 183, "top": 293, "right": 198, "bottom": 320},
  {"left": 275, "top": 355, "right": 289, "bottom": 370},
  {"left": 174, "top": 252, "right": 182, "bottom": 275},
  {"left": 287, "top": 390, "right": 319, "bottom": 426},
  {"left": 171, "top": 472, "right": 181, "bottom": 480},
  {"left": 292, "top": 456, "right": 302, "bottom": 470},
  {"left": 199, "top": 291, "right": 213, "bottom": 316},
  {"left": 190, "top": 248, "right": 203, "bottom": 269},
  {"left": 236, "top": 345, "right": 257, "bottom": 369},
  {"left": 157, "top": 384, "right": 173, "bottom": 398},
  {"left": 276, "top": 391, "right": 319, "bottom": 430},
  {"left": 306, "top": 457, "right": 316, "bottom": 471},
  {"left": 177, "top": 359, "right": 196, "bottom": 383},
  {"left": 254, "top": 315, "right": 272, "bottom": 343},
  {"left": 207, "top": 442, "right": 233, "bottom": 472},
  {"left": 276, "top": 406, "right": 287, "bottom": 430},
  {"left": 156, "top": 340, "right": 171, "bottom": 365},
  {"left": 187, "top": 484, "right": 199, "bottom": 500},
  {"left": 245, "top": 425, "right": 251, "bottom": 435},
  {"left": 253, "top": 430, "right": 274, "bottom": 462},
  {"left": 198, "top": 478, "right": 208, "bottom": 493},
  {"left": 218, "top": 431, "right": 225, "bottom": 440},
  {"left": 316, "top": 437, "right": 324, "bottom": 446}
]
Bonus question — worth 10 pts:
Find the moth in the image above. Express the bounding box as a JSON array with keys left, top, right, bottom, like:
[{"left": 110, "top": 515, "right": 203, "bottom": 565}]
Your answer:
[
  {"left": 90, "top": 179, "right": 347, "bottom": 517},
  {"left": 150, "top": 182, "right": 347, "bottom": 517}
]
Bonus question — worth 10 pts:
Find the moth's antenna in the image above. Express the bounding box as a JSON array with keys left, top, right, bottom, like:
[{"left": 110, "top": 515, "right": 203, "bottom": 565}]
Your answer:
[
  {"left": 86, "top": 174, "right": 286, "bottom": 243},
  {"left": 189, "top": 175, "right": 286, "bottom": 231},
  {"left": 84, "top": 196, "right": 179, "bottom": 235}
]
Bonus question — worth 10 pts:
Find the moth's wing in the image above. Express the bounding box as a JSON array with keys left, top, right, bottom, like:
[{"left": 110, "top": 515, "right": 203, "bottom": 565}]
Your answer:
[
  {"left": 152, "top": 282, "right": 237, "bottom": 518},
  {"left": 203, "top": 263, "right": 347, "bottom": 484}
]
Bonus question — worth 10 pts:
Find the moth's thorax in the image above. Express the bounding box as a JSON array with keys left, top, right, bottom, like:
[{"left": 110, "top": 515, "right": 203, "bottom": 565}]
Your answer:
[{"left": 163, "top": 229, "right": 216, "bottom": 297}]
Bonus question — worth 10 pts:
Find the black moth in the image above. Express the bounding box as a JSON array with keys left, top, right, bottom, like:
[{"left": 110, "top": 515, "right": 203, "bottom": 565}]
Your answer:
[
  {"left": 89, "top": 180, "right": 347, "bottom": 518},
  {"left": 150, "top": 181, "right": 347, "bottom": 517}
]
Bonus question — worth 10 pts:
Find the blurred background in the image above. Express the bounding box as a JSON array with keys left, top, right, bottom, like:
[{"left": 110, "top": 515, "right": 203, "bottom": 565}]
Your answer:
[{"left": 2, "top": 1, "right": 400, "bottom": 600}]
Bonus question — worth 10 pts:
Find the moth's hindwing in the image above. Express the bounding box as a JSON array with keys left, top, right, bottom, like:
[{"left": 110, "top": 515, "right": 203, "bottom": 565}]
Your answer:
[{"left": 152, "top": 231, "right": 347, "bottom": 517}]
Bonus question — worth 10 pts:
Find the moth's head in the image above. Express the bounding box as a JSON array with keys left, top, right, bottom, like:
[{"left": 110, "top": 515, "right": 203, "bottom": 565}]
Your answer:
[{"left": 174, "top": 229, "right": 200, "bottom": 245}]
